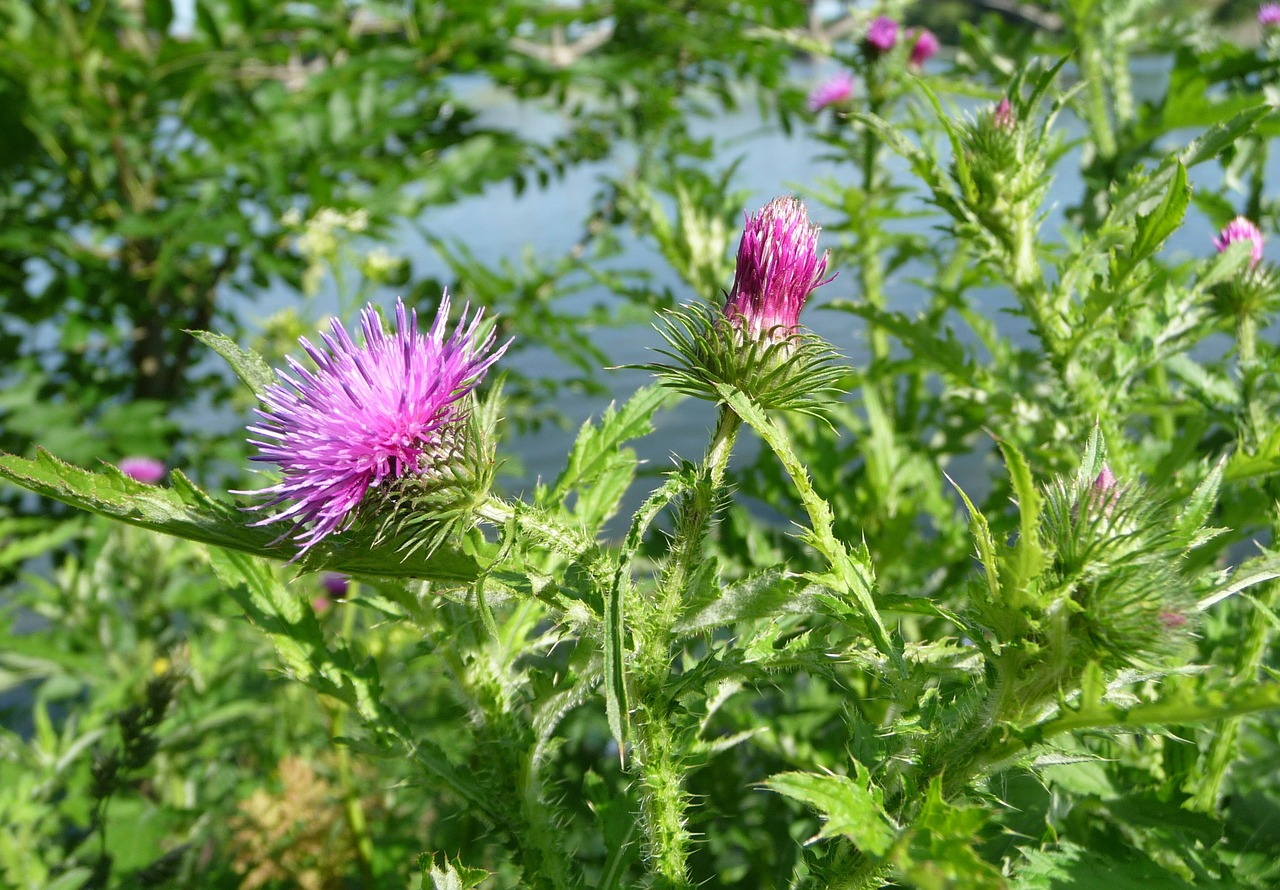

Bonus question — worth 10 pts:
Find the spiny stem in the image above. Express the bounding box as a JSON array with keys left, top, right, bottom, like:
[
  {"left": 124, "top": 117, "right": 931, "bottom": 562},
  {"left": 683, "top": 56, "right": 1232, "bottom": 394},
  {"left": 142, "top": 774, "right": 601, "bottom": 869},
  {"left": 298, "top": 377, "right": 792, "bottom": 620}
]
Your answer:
[{"left": 632, "top": 404, "right": 741, "bottom": 889}]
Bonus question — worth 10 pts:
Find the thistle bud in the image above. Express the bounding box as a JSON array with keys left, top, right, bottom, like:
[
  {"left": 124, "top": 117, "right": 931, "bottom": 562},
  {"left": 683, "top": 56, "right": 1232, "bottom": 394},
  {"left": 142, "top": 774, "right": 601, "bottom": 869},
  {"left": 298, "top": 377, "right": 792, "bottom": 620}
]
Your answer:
[
  {"left": 992, "top": 97, "right": 1015, "bottom": 130},
  {"left": 1214, "top": 216, "right": 1264, "bottom": 268},
  {"left": 909, "top": 30, "right": 939, "bottom": 68},
  {"left": 724, "top": 196, "right": 833, "bottom": 342},
  {"left": 864, "top": 16, "right": 898, "bottom": 57},
  {"left": 1260, "top": 3, "right": 1280, "bottom": 27}
]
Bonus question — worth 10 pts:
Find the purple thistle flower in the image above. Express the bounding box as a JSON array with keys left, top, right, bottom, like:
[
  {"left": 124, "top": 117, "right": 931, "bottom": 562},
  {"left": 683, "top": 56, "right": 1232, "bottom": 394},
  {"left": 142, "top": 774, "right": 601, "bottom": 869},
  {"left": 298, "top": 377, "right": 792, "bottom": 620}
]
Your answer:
[
  {"left": 119, "top": 456, "right": 166, "bottom": 485},
  {"left": 865, "top": 16, "right": 898, "bottom": 54},
  {"left": 1260, "top": 3, "right": 1280, "bottom": 26},
  {"left": 243, "top": 293, "right": 507, "bottom": 555},
  {"left": 807, "top": 70, "right": 855, "bottom": 112},
  {"left": 724, "top": 196, "right": 834, "bottom": 341},
  {"left": 1214, "top": 216, "right": 1265, "bottom": 267},
  {"left": 909, "top": 29, "right": 939, "bottom": 68}
]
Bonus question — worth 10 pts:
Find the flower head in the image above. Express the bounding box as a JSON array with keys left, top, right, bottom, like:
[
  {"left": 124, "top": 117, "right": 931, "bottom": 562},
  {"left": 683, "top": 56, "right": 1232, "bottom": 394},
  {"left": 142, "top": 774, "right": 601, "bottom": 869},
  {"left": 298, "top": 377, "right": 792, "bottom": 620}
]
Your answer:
[
  {"left": 119, "top": 456, "right": 166, "bottom": 485},
  {"left": 723, "top": 196, "right": 833, "bottom": 341},
  {"left": 807, "top": 70, "right": 855, "bottom": 112},
  {"left": 244, "top": 294, "right": 507, "bottom": 555},
  {"left": 1214, "top": 216, "right": 1265, "bottom": 267},
  {"left": 909, "top": 29, "right": 939, "bottom": 67},
  {"left": 865, "top": 16, "right": 898, "bottom": 54},
  {"left": 1260, "top": 3, "right": 1280, "bottom": 26}
]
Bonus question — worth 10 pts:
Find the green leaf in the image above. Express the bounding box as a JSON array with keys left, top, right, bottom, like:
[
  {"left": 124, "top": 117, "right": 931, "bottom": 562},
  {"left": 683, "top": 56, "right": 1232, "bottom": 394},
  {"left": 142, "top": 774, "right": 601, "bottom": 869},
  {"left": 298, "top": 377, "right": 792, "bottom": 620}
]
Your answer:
[
  {"left": 1013, "top": 841, "right": 1218, "bottom": 890},
  {"left": 675, "top": 568, "right": 814, "bottom": 637},
  {"left": 765, "top": 766, "right": 896, "bottom": 855},
  {"left": 1197, "top": 551, "right": 1280, "bottom": 611},
  {"left": 998, "top": 440, "right": 1046, "bottom": 589},
  {"left": 420, "top": 855, "right": 489, "bottom": 890},
  {"left": 0, "top": 449, "right": 485, "bottom": 581},
  {"left": 1111, "top": 161, "right": 1190, "bottom": 285},
  {"left": 190, "top": 329, "right": 277, "bottom": 396},
  {"left": 899, "top": 780, "right": 1005, "bottom": 890},
  {"left": 947, "top": 473, "right": 1001, "bottom": 605}
]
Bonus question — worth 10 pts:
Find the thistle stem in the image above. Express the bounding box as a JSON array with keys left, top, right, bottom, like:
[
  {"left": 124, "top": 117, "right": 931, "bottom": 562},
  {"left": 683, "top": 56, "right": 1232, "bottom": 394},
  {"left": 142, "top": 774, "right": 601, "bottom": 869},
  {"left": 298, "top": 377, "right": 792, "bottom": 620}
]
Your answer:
[{"left": 632, "top": 404, "right": 741, "bottom": 888}]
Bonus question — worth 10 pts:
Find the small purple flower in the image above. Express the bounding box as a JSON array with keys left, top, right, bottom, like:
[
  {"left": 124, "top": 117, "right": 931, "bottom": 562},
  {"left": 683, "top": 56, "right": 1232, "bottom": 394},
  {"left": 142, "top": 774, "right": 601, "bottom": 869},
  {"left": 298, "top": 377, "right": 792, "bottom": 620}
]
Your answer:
[
  {"left": 865, "top": 16, "right": 898, "bottom": 54},
  {"left": 1214, "top": 216, "right": 1265, "bottom": 267},
  {"left": 119, "top": 456, "right": 166, "bottom": 485},
  {"left": 1260, "top": 3, "right": 1280, "bottom": 26},
  {"left": 992, "top": 97, "right": 1015, "bottom": 130},
  {"left": 909, "top": 29, "right": 939, "bottom": 68},
  {"left": 724, "top": 196, "right": 834, "bottom": 341},
  {"left": 243, "top": 293, "right": 507, "bottom": 555},
  {"left": 807, "top": 71, "right": 855, "bottom": 112},
  {"left": 321, "top": 573, "right": 350, "bottom": 598}
]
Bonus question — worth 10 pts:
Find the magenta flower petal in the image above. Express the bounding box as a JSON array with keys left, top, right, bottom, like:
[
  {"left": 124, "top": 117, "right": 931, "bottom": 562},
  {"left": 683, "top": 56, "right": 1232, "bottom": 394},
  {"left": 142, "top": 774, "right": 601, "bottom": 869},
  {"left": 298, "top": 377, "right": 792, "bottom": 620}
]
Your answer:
[
  {"left": 723, "top": 196, "right": 833, "bottom": 340},
  {"left": 865, "top": 16, "right": 898, "bottom": 54},
  {"left": 1260, "top": 3, "right": 1280, "bottom": 26},
  {"left": 243, "top": 293, "right": 508, "bottom": 555},
  {"left": 1214, "top": 216, "right": 1265, "bottom": 267},
  {"left": 807, "top": 70, "right": 855, "bottom": 112},
  {"left": 909, "top": 29, "right": 939, "bottom": 67},
  {"left": 119, "top": 456, "right": 166, "bottom": 485}
]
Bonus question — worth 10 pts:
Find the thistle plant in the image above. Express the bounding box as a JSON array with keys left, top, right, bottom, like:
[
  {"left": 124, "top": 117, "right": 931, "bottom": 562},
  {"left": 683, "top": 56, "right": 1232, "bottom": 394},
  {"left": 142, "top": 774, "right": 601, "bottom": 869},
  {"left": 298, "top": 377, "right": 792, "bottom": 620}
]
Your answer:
[{"left": 6, "top": 14, "right": 1280, "bottom": 890}]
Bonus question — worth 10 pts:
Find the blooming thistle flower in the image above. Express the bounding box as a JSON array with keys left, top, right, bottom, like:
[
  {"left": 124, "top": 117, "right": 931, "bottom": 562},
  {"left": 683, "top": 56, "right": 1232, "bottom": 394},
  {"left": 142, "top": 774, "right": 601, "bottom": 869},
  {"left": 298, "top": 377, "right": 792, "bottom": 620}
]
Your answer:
[
  {"left": 909, "top": 29, "right": 939, "bottom": 67},
  {"left": 723, "top": 196, "right": 833, "bottom": 341},
  {"left": 243, "top": 294, "right": 507, "bottom": 556},
  {"left": 865, "top": 16, "right": 898, "bottom": 55},
  {"left": 1214, "top": 216, "right": 1265, "bottom": 267},
  {"left": 119, "top": 456, "right": 166, "bottom": 485},
  {"left": 807, "top": 70, "right": 855, "bottom": 112},
  {"left": 1260, "top": 3, "right": 1280, "bottom": 26}
]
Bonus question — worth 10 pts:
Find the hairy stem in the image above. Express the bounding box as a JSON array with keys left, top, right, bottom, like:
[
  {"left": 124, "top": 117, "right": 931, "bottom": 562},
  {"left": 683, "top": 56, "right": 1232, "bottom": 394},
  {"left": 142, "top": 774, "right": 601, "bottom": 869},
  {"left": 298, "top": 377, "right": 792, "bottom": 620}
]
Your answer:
[{"left": 632, "top": 405, "right": 741, "bottom": 888}]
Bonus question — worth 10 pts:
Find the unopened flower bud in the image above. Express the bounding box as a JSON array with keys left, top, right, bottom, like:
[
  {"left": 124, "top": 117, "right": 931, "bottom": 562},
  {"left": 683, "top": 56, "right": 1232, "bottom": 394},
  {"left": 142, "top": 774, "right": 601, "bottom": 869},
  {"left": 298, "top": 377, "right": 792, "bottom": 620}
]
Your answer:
[
  {"left": 909, "top": 30, "right": 939, "bottom": 68},
  {"left": 724, "top": 196, "right": 833, "bottom": 341},
  {"left": 992, "top": 97, "right": 1015, "bottom": 130},
  {"left": 1214, "top": 216, "right": 1264, "bottom": 268},
  {"left": 864, "top": 16, "right": 898, "bottom": 56}
]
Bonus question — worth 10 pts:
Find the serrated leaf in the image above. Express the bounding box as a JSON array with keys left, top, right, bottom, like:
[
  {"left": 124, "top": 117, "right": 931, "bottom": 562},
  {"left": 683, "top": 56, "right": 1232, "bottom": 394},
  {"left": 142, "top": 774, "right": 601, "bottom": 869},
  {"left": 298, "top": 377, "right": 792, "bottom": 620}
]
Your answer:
[
  {"left": 1112, "top": 160, "right": 1190, "bottom": 285},
  {"left": 190, "top": 329, "right": 276, "bottom": 396},
  {"left": 547, "top": 386, "right": 667, "bottom": 503},
  {"left": 421, "top": 855, "right": 489, "bottom": 890},
  {"left": 765, "top": 766, "right": 896, "bottom": 854},
  {"left": 675, "top": 568, "right": 813, "bottom": 637},
  {"left": 0, "top": 449, "right": 485, "bottom": 581}
]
